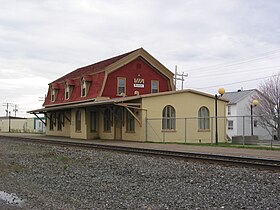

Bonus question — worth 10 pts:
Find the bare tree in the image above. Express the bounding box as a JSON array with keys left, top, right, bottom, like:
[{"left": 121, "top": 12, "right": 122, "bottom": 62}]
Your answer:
[{"left": 254, "top": 73, "right": 280, "bottom": 140}]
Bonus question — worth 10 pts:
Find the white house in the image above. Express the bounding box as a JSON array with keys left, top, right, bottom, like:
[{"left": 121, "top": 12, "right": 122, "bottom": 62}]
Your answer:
[{"left": 222, "top": 89, "right": 272, "bottom": 141}]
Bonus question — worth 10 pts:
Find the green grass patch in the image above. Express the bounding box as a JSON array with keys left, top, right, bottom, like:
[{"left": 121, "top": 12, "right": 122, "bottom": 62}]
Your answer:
[{"left": 53, "top": 155, "right": 71, "bottom": 163}]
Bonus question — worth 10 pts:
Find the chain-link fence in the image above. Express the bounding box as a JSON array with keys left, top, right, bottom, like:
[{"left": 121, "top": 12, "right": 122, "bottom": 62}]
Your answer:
[{"left": 145, "top": 115, "right": 280, "bottom": 147}]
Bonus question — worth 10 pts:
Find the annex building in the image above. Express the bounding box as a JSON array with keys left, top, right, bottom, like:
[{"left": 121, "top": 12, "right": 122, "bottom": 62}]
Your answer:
[{"left": 29, "top": 48, "right": 227, "bottom": 143}]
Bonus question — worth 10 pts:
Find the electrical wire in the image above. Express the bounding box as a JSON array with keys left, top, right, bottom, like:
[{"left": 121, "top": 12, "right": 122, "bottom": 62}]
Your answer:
[{"left": 195, "top": 74, "right": 279, "bottom": 90}]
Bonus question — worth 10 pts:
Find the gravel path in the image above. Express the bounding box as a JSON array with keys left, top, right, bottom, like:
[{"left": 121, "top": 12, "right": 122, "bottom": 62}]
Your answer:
[{"left": 0, "top": 138, "right": 279, "bottom": 210}]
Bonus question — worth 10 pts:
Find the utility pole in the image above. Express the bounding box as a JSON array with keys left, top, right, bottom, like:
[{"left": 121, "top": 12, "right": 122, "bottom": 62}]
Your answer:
[
  {"left": 174, "top": 65, "right": 188, "bottom": 90},
  {"left": 13, "top": 104, "right": 19, "bottom": 117},
  {"left": 3, "top": 103, "right": 13, "bottom": 117}
]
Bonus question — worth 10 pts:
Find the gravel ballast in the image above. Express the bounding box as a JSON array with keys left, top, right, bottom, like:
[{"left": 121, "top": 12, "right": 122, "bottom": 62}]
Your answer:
[{"left": 0, "top": 138, "right": 279, "bottom": 210}]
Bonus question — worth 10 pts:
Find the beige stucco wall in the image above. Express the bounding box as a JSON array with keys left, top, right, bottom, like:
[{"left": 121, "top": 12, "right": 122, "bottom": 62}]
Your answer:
[
  {"left": 142, "top": 92, "right": 227, "bottom": 143},
  {"left": 0, "top": 118, "right": 27, "bottom": 132},
  {"left": 43, "top": 91, "right": 227, "bottom": 143},
  {"left": 25, "top": 118, "right": 34, "bottom": 132}
]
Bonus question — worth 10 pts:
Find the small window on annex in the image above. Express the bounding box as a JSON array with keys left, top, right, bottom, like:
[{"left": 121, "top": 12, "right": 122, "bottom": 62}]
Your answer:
[
  {"left": 227, "top": 105, "right": 232, "bottom": 115},
  {"left": 126, "top": 110, "right": 135, "bottom": 132},
  {"left": 50, "top": 113, "right": 56, "bottom": 130},
  {"left": 75, "top": 110, "right": 81, "bottom": 132},
  {"left": 103, "top": 109, "right": 111, "bottom": 132},
  {"left": 162, "top": 105, "right": 176, "bottom": 130},
  {"left": 228, "top": 120, "right": 233, "bottom": 130},
  {"left": 198, "top": 106, "right": 210, "bottom": 130},
  {"left": 90, "top": 111, "right": 98, "bottom": 132},
  {"left": 254, "top": 120, "right": 258, "bottom": 127},
  {"left": 117, "top": 77, "right": 126, "bottom": 95},
  {"left": 81, "top": 79, "right": 87, "bottom": 97},
  {"left": 151, "top": 80, "right": 159, "bottom": 93}
]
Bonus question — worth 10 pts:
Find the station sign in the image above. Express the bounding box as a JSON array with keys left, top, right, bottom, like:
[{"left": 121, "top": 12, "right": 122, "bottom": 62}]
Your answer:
[{"left": 134, "top": 78, "right": 144, "bottom": 88}]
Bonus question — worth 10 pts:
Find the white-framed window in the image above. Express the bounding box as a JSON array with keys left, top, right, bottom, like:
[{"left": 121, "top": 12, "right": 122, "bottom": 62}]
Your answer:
[
  {"left": 65, "top": 84, "right": 70, "bottom": 100},
  {"left": 227, "top": 106, "right": 231, "bottom": 115},
  {"left": 228, "top": 120, "right": 233, "bottom": 130},
  {"left": 81, "top": 79, "right": 87, "bottom": 97},
  {"left": 198, "top": 107, "right": 210, "bottom": 130},
  {"left": 117, "top": 77, "right": 126, "bottom": 95},
  {"left": 254, "top": 120, "right": 258, "bottom": 127},
  {"left": 151, "top": 80, "right": 159, "bottom": 93},
  {"left": 162, "top": 105, "right": 176, "bottom": 130}
]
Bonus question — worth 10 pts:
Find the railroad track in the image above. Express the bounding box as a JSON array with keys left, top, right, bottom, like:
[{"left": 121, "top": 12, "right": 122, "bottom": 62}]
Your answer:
[{"left": 1, "top": 135, "right": 280, "bottom": 171}]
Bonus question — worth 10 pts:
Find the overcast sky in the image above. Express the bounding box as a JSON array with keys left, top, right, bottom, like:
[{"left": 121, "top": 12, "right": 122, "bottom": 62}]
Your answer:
[{"left": 1, "top": 0, "right": 280, "bottom": 117}]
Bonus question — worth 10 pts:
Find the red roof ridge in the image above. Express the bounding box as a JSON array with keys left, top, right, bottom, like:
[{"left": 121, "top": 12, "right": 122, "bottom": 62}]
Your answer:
[{"left": 52, "top": 48, "right": 141, "bottom": 84}]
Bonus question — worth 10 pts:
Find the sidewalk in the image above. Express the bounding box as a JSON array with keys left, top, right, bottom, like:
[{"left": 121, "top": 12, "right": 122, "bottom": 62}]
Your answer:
[{"left": 0, "top": 133, "right": 280, "bottom": 161}]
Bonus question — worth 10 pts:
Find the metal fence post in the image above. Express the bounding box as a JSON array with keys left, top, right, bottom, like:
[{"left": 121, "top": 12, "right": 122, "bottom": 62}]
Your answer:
[
  {"left": 185, "top": 118, "right": 187, "bottom": 143},
  {"left": 145, "top": 117, "right": 148, "bottom": 142},
  {"left": 242, "top": 116, "right": 245, "bottom": 146},
  {"left": 210, "top": 117, "right": 213, "bottom": 144}
]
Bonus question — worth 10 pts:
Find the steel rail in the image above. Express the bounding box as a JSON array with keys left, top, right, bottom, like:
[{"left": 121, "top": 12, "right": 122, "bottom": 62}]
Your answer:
[{"left": 1, "top": 135, "right": 280, "bottom": 170}]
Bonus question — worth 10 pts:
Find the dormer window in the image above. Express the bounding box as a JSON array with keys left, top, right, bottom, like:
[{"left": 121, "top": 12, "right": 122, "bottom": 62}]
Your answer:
[
  {"left": 65, "top": 84, "right": 70, "bottom": 100},
  {"left": 51, "top": 83, "right": 59, "bottom": 102},
  {"left": 81, "top": 79, "right": 87, "bottom": 97},
  {"left": 51, "top": 89, "right": 56, "bottom": 102}
]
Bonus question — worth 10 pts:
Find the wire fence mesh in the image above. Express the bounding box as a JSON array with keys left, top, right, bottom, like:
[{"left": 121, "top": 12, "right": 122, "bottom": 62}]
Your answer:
[{"left": 146, "top": 115, "right": 280, "bottom": 147}]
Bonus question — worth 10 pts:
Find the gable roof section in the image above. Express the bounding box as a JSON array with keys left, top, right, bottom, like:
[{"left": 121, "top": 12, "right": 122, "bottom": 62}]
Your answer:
[
  {"left": 99, "top": 48, "right": 175, "bottom": 95},
  {"left": 221, "top": 89, "right": 256, "bottom": 104}
]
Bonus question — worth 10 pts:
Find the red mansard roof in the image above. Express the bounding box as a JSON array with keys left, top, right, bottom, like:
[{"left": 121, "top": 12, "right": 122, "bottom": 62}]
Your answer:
[
  {"left": 43, "top": 48, "right": 175, "bottom": 107},
  {"left": 44, "top": 49, "right": 139, "bottom": 107},
  {"left": 53, "top": 49, "right": 138, "bottom": 83}
]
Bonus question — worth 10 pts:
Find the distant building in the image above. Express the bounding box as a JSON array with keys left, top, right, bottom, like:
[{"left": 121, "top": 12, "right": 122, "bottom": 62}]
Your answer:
[
  {"left": 222, "top": 89, "right": 272, "bottom": 140},
  {"left": 0, "top": 116, "right": 45, "bottom": 133},
  {"left": 29, "top": 48, "right": 227, "bottom": 143}
]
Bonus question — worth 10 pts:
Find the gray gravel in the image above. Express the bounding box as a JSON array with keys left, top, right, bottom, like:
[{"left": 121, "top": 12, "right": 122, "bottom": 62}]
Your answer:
[{"left": 0, "top": 138, "right": 280, "bottom": 210}]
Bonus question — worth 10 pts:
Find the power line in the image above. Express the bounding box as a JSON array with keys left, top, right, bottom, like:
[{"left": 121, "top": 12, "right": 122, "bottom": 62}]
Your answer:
[
  {"left": 186, "top": 48, "right": 280, "bottom": 72},
  {"left": 190, "top": 66, "right": 280, "bottom": 79},
  {"left": 195, "top": 74, "right": 278, "bottom": 90}
]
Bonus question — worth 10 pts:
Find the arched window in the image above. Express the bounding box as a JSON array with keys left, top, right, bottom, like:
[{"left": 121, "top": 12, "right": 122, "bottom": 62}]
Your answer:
[
  {"left": 198, "top": 106, "right": 210, "bottom": 130},
  {"left": 76, "top": 110, "right": 81, "bottom": 132},
  {"left": 162, "top": 105, "right": 176, "bottom": 130}
]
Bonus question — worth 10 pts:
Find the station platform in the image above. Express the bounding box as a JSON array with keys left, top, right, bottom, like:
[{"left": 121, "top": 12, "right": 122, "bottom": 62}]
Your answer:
[{"left": 0, "top": 133, "right": 280, "bottom": 161}]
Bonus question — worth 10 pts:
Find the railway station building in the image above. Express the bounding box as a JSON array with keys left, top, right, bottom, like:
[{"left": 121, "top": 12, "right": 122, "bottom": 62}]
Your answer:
[{"left": 29, "top": 48, "right": 227, "bottom": 143}]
